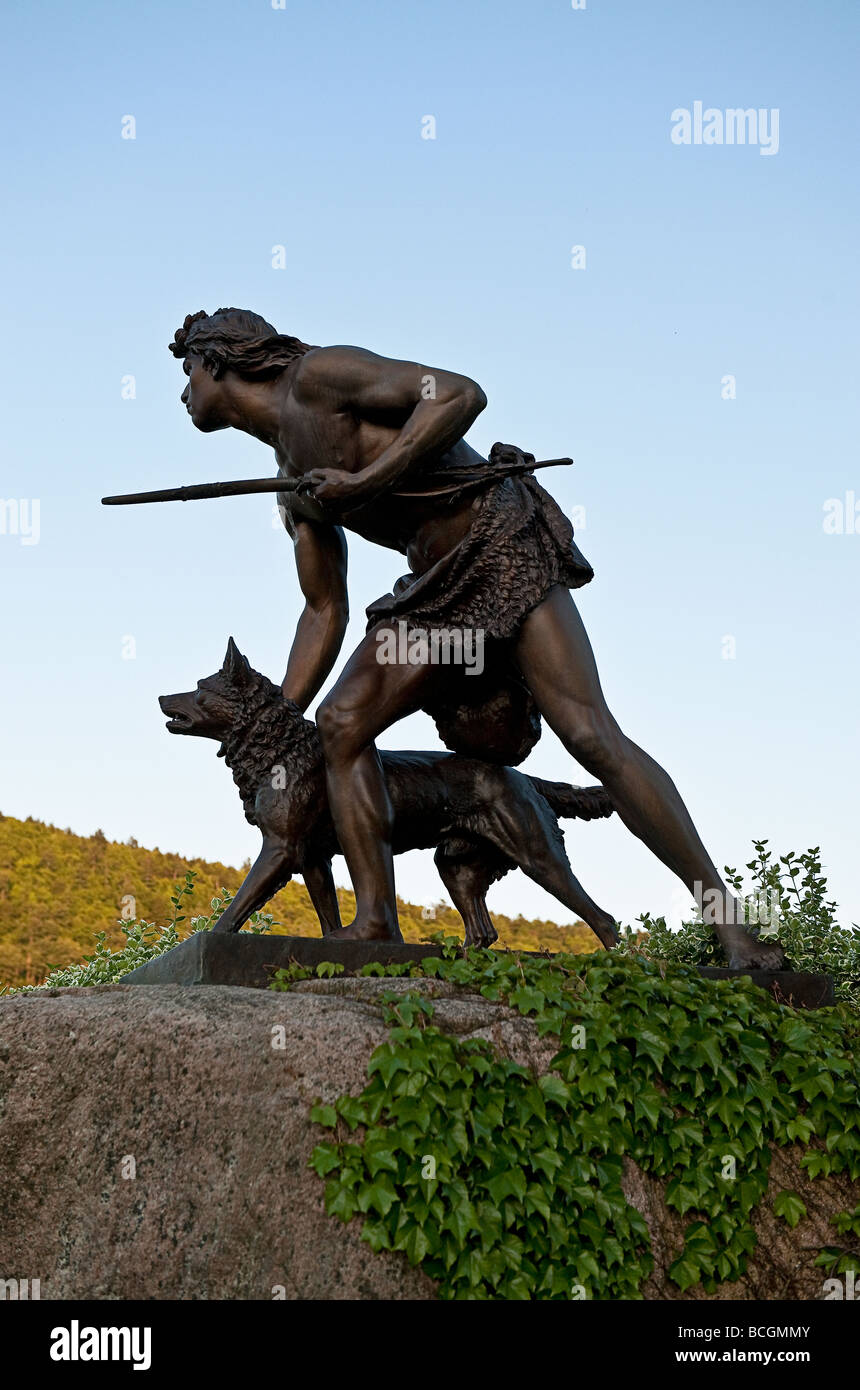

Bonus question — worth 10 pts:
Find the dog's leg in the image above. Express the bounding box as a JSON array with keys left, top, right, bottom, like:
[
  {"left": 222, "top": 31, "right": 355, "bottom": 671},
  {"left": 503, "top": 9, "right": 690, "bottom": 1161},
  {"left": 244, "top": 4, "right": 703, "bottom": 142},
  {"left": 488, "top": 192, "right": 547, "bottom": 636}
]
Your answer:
[
  {"left": 213, "top": 840, "right": 292, "bottom": 934},
  {"left": 518, "top": 826, "right": 619, "bottom": 950},
  {"left": 303, "top": 860, "right": 342, "bottom": 936},
  {"left": 478, "top": 772, "right": 619, "bottom": 951},
  {"left": 522, "top": 845, "right": 619, "bottom": 951},
  {"left": 434, "top": 846, "right": 499, "bottom": 948},
  {"left": 516, "top": 817, "right": 619, "bottom": 950}
]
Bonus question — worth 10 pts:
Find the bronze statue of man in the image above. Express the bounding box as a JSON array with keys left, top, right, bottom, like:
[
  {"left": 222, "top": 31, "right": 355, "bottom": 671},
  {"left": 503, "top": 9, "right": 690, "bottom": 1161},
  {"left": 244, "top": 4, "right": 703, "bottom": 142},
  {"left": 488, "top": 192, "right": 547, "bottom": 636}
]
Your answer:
[{"left": 169, "top": 307, "right": 782, "bottom": 969}]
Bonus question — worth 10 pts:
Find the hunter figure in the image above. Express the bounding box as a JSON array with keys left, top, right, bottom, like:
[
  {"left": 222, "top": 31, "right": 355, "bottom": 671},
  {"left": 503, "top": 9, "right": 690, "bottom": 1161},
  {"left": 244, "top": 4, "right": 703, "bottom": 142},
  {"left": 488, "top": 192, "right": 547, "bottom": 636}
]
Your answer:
[{"left": 168, "top": 306, "right": 782, "bottom": 970}]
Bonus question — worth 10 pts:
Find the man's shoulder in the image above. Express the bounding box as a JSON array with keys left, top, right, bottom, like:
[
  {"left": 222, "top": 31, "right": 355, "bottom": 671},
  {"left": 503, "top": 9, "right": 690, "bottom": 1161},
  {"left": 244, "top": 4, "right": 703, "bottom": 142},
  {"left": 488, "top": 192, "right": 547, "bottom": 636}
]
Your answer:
[{"left": 292, "top": 344, "right": 382, "bottom": 401}]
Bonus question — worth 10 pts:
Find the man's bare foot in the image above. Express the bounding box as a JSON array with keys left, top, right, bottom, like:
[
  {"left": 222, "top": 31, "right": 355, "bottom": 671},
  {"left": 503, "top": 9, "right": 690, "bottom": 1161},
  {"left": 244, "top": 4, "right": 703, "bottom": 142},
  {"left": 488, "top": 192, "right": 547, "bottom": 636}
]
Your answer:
[
  {"left": 327, "top": 917, "right": 403, "bottom": 943},
  {"left": 716, "top": 923, "right": 785, "bottom": 972},
  {"left": 589, "top": 914, "right": 620, "bottom": 951}
]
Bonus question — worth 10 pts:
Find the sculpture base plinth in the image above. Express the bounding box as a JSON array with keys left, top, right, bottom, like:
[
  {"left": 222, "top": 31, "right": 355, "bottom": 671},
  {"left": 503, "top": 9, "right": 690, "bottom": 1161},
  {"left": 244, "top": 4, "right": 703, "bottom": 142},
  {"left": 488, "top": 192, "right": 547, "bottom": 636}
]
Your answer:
[
  {"left": 698, "top": 966, "right": 834, "bottom": 1009},
  {"left": 118, "top": 933, "right": 835, "bottom": 1008},
  {"left": 120, "top": 932, "right": 445, "bottom": 989}
]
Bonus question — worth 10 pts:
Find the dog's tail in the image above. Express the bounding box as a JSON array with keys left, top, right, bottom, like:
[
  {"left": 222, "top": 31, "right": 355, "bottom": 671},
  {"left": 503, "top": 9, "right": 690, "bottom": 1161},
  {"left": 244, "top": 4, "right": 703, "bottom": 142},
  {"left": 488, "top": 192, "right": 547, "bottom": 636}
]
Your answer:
[{"left": 528, "top": 778, "right": 614, "bottom": 821}]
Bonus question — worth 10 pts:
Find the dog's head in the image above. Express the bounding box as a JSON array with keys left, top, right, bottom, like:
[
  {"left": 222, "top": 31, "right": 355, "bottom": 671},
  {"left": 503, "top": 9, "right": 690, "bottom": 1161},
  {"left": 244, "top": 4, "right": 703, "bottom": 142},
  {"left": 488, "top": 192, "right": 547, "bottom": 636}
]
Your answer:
[
  {"left": 160, "top": 638, "right": 323, "bottom": 827},
  {"left": 159, "top": 637, "right": 259, "bottom": 742}
]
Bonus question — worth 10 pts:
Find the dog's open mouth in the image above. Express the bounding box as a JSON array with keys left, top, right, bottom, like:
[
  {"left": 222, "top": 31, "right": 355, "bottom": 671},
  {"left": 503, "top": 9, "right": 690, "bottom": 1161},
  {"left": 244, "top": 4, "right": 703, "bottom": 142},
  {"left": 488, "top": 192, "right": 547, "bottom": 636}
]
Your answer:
[
  {"left": 164, "top": 712, "right": 193, "bottom": 732},
  {"left": 159, "top": 695, "right": 194, "bottom": 733}
]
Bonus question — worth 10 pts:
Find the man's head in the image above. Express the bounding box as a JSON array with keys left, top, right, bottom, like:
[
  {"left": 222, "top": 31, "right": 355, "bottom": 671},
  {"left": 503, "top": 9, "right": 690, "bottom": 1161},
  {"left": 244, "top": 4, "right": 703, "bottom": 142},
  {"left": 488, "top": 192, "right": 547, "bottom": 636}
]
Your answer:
[{"left": 168, "top": 308, "right": 314, "bottom": 431}]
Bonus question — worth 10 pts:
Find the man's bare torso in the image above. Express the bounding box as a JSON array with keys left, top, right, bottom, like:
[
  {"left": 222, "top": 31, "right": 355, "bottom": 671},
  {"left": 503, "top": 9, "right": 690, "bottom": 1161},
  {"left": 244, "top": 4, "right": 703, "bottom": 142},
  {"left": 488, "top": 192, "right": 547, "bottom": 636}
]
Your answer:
[{"left": 274, "top": 347, "right": 485, "bottom": 575}]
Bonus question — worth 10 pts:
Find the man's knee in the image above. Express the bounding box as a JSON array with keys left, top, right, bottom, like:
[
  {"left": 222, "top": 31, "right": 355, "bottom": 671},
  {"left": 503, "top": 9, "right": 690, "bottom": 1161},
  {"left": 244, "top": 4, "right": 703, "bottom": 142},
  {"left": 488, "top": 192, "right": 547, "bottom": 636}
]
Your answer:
[
  {"left": 563, "top": 707, "right": 624, "bottom": 779},
  {"left": 316, "top": 695, "right": 368, "bottom": 761}
]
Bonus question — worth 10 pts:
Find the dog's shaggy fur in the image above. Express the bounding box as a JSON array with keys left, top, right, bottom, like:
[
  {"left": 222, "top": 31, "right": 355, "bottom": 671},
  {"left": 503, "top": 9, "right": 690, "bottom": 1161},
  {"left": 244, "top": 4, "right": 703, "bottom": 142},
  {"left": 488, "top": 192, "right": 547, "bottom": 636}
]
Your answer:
[{"left": 159, "top": 639, "right": 618, "bottom": 948}]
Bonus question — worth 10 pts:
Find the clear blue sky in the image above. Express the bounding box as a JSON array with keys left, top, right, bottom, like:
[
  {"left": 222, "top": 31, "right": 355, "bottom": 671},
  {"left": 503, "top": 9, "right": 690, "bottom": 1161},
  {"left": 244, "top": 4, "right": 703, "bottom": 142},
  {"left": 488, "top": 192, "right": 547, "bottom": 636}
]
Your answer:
[{"left": 1, "top": 0, "right": 857, "bottom": 931}]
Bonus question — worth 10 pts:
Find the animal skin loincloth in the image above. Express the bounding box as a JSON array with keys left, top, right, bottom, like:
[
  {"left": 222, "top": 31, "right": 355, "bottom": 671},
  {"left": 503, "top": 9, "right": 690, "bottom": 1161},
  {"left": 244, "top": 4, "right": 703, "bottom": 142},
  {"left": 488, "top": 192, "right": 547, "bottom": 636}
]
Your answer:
[{"left": 365, "top": 442, "right": 593, "bottom": 765}]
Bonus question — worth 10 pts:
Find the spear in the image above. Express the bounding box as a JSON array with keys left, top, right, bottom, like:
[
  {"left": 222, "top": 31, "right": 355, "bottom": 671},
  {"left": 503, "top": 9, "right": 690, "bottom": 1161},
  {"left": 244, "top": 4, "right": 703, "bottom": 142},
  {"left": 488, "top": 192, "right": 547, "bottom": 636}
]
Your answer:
[{"left": 101, "top": 458, "right": 572, "bottom": 506}]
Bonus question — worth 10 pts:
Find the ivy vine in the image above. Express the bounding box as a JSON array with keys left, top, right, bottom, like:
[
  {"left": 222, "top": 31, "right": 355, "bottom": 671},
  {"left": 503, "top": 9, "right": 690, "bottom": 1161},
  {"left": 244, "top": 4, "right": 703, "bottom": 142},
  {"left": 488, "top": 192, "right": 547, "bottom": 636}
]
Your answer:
[
  {"left": 815, "top": 1204, "right": 860, "bottom": 1280},
  {"left": 271, "top": 942, "right": 860, "bottom": 1299}
]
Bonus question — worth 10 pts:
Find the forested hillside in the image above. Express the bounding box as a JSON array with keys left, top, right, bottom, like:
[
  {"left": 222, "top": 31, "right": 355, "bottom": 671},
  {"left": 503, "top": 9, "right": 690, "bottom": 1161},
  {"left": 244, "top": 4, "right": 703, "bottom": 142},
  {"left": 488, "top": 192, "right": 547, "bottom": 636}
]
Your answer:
[{"left": 0, "top": 813, "right": 597, "bottom": 987}]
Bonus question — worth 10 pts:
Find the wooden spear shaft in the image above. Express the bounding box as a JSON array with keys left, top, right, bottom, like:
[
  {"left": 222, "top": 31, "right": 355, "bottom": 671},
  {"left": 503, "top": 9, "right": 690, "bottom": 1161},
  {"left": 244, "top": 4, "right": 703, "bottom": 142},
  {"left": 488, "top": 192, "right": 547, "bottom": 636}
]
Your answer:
[{"left": 101, "top": 458, "right": 572, "bottom": 506}]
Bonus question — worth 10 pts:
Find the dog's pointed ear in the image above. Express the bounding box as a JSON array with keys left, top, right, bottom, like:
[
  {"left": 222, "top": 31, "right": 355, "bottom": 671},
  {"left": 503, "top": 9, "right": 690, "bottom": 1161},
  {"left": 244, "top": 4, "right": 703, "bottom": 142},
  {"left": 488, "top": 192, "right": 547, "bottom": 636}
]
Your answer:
[{"left": 222, "top": 636, "right": 252, "bottom": 686}]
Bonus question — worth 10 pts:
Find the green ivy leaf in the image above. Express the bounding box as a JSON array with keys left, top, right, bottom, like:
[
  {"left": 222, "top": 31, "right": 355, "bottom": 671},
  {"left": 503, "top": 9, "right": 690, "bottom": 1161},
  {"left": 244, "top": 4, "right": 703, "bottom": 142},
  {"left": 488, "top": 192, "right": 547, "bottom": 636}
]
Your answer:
[
  {"left": 668, "top": 1254, "right": 701, "bottom": 1292},
  {"left": 309, "top": 1143, "right": 341, "bottom": 1176},
  {"left": 773, "top": 1190, "right": 807, "bottom": 1228},
  {"left": 539, "top": 1074, "right": 571, "bottom": 1106}
]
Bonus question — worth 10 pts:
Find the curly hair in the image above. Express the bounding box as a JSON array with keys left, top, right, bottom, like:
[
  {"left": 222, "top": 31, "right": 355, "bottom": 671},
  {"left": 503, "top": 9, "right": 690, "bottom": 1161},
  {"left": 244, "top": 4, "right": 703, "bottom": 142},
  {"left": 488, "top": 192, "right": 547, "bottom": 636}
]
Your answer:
[{"left": 168, "top": 307, "right": 316, "bottom": 380}]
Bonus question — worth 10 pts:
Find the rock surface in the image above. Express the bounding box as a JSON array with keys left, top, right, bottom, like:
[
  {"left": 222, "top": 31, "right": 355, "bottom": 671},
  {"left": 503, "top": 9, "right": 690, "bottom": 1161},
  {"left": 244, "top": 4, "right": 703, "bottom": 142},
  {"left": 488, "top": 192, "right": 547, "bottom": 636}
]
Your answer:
[{"left": 0, "top": 981, "right": 853, "bottom": 1300}]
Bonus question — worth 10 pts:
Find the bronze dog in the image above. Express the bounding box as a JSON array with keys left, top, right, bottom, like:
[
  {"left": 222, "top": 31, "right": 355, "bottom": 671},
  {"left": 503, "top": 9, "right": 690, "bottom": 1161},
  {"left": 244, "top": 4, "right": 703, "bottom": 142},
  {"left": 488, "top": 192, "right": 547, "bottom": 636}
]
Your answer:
[{"left": 159, "top": 639, "right": 618, "bottom": 948}]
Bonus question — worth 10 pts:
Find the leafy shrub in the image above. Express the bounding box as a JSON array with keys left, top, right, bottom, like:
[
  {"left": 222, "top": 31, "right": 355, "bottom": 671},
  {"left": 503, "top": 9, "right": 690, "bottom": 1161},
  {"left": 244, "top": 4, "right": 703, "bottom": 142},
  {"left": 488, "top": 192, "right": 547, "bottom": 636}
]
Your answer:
[
  {"left": 1, "top": 871, "right": 276, "bottom": 994},
  {"left": 633, "top": 842, "right": 860, "bottom": 1008}
]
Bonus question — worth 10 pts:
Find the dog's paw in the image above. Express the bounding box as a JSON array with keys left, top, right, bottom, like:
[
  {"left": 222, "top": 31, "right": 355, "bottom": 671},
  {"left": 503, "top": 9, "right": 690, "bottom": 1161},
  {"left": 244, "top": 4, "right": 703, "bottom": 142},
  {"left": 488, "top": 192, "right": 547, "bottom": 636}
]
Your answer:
[{"left": 463, "top": 922, "right": 498, "bottom": 949}]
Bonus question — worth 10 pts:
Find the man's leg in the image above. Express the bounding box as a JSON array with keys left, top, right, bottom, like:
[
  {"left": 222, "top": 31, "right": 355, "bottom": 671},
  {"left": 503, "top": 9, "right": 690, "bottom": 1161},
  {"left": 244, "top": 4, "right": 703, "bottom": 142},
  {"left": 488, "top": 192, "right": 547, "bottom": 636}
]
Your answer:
[
  {"left": 515, "top": 586, "right": 783, "bottom": 969},
  {"left": 316, "top": 624, "right": 442, "bottom": 940}
]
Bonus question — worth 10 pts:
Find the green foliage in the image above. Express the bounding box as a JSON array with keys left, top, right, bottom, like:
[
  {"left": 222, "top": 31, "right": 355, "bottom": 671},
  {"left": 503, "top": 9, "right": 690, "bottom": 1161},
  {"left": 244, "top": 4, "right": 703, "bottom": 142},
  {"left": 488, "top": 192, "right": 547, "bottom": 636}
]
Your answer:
[
  {"left": 0, "top": 812, "right": 600, "bottom": 990},
  {"left": 293, "top": 944, "right": 860, "bottom": 1300},
  {"left": 3, "top": 811, "right": 855, "bottom": 1299},
  {"left": 814, "top": 1205, "right": 860, "bottom": 1277},
  {"left": 772, "top": 1190, "right": 807, "bottom": 1229},
  {"left": 1, "top": 872, "right": 276, "bottom": 994},
  {"left": 0, "top": 812, "right": 292, "bottom": 988},
  {"left": 634, "top": 842, "right": 860, "bottom": 1008}
]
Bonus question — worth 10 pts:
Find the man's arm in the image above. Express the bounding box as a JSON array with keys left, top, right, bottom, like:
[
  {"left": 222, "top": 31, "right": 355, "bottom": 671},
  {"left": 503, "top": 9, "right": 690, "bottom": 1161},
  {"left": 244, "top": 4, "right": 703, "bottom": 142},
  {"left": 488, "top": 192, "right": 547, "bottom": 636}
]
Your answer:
[
  {"left": 280, "top": 507, "right": 349, "bottom": 709},
  {"left": 297, "top": 347, "right": 487, "bottom": 505}
]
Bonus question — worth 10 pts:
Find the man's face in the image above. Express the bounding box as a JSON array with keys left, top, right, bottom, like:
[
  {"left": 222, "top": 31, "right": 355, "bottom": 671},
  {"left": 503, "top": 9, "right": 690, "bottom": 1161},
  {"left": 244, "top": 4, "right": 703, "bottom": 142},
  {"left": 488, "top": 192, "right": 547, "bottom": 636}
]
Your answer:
[{"left": 180, "top": 353, "right": 229, "bottom": 432}]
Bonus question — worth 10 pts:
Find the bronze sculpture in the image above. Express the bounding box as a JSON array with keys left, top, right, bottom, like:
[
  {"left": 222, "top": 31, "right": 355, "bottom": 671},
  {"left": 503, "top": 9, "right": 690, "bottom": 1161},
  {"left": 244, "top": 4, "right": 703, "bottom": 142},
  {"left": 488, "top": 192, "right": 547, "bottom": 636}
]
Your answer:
[
  {"left": 107, "top": 306, "right": 784, "bottom": 969},
  {"left": 159, "top": 639, "right": 617, "bottom": 946}
]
